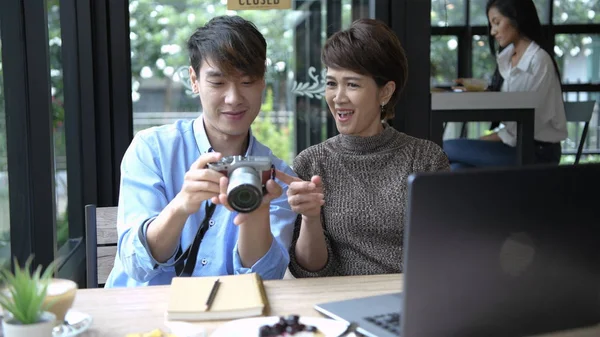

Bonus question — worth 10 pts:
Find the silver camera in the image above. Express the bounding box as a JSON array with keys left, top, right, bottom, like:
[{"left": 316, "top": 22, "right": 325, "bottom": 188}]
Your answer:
[{"left": 207, "top": 156, "right": 275, "bottom": 213}]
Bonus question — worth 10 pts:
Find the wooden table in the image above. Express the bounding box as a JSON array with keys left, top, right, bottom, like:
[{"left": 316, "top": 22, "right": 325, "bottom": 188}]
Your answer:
[
  {"left": 71, "top": 273, "right": 600, "bottom": 337},
  {"left": 430, "top": 92, "right": 536, "bottom": 165},
  {"left": 71, "top": 274, "right": 400, "bottom": 336}
]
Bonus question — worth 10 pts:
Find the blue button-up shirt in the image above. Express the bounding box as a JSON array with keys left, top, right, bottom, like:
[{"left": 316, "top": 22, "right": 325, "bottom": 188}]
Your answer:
[{"left": 104, "top": 115, "right": 297, "bottom": 287}]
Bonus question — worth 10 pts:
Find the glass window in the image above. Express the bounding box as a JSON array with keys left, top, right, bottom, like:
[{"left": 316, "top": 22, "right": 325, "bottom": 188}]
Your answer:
[
  {"left": 472, "top": 34, "right": 496, "bottom": 82},
  {"left": 469, "top": 0, "right": 489, "bottom": 26},
  {"left": 562, "top": 92, "right": 600, "bottom": 164},
  {"left": 48, "top": 0, "right": 68, "bottom": 247},
  {"left": 350, "top": 0, "right": 376, "bottom": 22},
  {"left": 470, "top": 0, "right": 549, "bottom": 26},
  {"left": 130, "top": 1, "right": 302, "bottom": 164},
  {"left": 0, "top": 25, "right": 10, "bottom": 270},
  {"left": 431, "top": 0, "right": 466, "bottom": 27},
  {"left": 342, "top": 0, "right": 352, "bottom": 29},
  {"left": 553, "top": 0, "right": 600, "bottom": 25},
  {"left": 129, "top": 0, "right": 360, "bottom": 164},
  {"left": 555, "top": 34, "right": 600, "bottom": 84},
  {"left": 430, "top": 35, "right": 459, "bottom": 86},
  {"left": 534, "top": 0, "right": 551, "bottom": 24}
]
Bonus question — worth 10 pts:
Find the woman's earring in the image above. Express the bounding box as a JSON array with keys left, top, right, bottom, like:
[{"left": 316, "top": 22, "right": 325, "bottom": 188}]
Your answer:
[{"left": 380, "top": 103, "right": 386, "bottom": 119}]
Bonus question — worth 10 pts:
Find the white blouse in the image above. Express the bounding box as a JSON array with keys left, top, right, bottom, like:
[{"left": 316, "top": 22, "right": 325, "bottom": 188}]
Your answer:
[{"left": 496, "top": 41, "right": 567, "bottom": 146}]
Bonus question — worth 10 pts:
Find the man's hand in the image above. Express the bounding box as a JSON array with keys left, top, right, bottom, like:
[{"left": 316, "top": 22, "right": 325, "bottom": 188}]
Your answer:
[
  {"left": 213, "top": 171, "right": 284, "bottom": 225},
  {"left": 276, "top": 170, "right": 324, "bottom": 220},
  {"left": 173, "top": 152, "right": 225, "bottom": 215}
]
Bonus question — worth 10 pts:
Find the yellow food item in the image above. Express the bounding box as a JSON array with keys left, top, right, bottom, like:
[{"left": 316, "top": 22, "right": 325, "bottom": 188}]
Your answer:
[{"left": 125, "top": 329, "right": 177, "bottom": 337}]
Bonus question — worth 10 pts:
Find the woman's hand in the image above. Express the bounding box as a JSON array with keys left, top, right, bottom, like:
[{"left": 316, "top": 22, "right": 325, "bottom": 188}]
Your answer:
[
  {"left": 275, "top": 170, "right": 324, "bottom": 219},
  {"left": 479, "top": 132, "right": 502, "bottom": 141}
]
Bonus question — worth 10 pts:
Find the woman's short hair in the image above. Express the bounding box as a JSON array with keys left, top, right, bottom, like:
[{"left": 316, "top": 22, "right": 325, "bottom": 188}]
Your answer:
[{"left": 321, "top": 19, "right": 408, "bottom": 120}]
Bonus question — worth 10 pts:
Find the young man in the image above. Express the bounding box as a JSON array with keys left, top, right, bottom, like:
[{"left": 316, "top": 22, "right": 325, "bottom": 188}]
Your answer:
[{"left": 104, "top": 16, "right": 297, "bottom": 287}]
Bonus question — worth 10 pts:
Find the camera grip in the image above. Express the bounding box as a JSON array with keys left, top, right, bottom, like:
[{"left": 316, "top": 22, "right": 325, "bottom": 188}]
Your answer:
[
  {"left": 260, "top": 165, "right": 276, "bottom": 193},
  {"left": 260, "top": 166, "right": 275, "bottom": 184}
]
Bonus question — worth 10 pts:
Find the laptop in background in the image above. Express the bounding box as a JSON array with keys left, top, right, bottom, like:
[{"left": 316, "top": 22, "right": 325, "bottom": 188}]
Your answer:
[{"left": 315, "top": 163, "right": 600, "bottom": 337}]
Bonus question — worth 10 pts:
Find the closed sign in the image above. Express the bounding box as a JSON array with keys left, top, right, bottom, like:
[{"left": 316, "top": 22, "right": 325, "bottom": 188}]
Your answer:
[{"left": 227, "top": 0, "right": 291, "bottom": 10}]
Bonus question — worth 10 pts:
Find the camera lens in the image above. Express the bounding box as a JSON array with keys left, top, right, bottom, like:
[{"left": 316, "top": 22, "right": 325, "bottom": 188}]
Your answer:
[
  {"left": 229, "top": 185, "right": 261, "bottom": 212},
  {"left": 227, "top": 167, "right": 263, "bottom": 213}
]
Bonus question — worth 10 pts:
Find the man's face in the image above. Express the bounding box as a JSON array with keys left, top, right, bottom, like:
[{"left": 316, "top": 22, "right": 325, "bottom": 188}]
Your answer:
[{"left": 190, "top": 59, "right": 265, "bottom": 138}]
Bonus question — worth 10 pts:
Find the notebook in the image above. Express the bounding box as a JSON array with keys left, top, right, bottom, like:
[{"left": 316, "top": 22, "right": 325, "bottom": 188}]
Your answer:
[{"left": 166, "top": 273, "right": 269, "bottom": 321}]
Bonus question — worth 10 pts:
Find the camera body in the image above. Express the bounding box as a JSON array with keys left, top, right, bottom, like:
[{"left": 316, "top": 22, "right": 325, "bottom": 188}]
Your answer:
[{"left": 207, "top": 156, "right": 275, "bottom": 213}]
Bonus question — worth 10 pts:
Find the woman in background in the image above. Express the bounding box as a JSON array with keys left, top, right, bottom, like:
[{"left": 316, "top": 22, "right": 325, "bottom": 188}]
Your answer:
[
  {"left": 444, "top": 0, "right": 567, "bottom": 170},
  {"left": 277, "top": 19, "right": 449, "bottom": 278}
]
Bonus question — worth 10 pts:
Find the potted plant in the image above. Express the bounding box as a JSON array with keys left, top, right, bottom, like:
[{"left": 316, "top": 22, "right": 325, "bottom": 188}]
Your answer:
[{"left": 0, "top": 257, "right": 58, "bottom": 337}]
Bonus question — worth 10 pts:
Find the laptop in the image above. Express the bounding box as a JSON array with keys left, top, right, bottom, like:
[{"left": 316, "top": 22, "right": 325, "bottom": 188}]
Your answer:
[{"left": 315, "top": 163, "right": 600, "bottom": 337}]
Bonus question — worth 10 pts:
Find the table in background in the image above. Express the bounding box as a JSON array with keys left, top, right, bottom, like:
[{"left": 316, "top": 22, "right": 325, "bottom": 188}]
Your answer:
[{"left": 431, "top": 92, "right": 536, "bottom": 165}]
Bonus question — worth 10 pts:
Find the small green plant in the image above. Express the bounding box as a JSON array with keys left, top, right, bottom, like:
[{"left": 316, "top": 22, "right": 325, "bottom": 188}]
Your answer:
[{"left": 0, "top": 257, "right": 57, "bottom": 324}]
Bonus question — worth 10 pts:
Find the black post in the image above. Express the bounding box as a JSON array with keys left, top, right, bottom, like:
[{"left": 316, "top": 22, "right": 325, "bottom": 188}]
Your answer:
[
  {"left": 294, "top": 0, "right": 325, "bottom": 153},
  {"left": 326, "top": 0, "right": 342, "bottom": 139},
  {"left": 378, "top": 0, "right": 432, "bottom": 139},
  {"left": 60, "top": 0, "right": 99, "bottom": 239},
  {"left": 107, "top": 0, "right": 133, "bottom": 202},
  {"left": 0, "top": 0, "right": 57, "bottom": 268}
]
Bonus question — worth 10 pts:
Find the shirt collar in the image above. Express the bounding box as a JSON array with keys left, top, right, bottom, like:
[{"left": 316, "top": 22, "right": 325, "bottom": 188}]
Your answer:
[
  {"left": 193, "top": 114, "right": 255, "bottom": 155},
  {"left": 516, "top": 41, "right": 539, "bottom": 72},
  {"left": 497, "top": 41, "right": 540, "bottom": 77}
]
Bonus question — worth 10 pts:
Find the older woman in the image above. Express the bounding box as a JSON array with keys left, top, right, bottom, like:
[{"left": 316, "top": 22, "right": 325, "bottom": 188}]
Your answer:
[{"left": 277, "top": 19, "right": 449, "bottom": 278}]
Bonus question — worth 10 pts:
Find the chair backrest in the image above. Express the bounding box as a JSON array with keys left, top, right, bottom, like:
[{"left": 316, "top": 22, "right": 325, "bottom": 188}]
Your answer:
[
  {"left": 563, "top": 101, "right": 596, "bottom": 164},
  {"left": 564, "top": 101, "right": 595, "bottom": 122},
  {"left": 85, "top": 204, "right": 118, "bottom": 288}
]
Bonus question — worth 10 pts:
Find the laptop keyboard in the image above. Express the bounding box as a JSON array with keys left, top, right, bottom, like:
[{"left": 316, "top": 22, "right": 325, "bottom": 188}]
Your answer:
[{"left": 364, "top": 312, "right": 401, "bottom": 334}]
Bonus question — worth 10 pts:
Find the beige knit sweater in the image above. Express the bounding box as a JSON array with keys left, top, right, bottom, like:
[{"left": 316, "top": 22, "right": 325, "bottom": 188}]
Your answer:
[{"left": 288, "top": 125, "right": 450, "bottom": 278}]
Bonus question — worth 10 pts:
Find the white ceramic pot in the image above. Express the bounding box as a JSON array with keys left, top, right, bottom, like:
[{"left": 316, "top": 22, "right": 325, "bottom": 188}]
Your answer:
[{"left": 2, "top": 311, "right": 56, "bottom": 337}]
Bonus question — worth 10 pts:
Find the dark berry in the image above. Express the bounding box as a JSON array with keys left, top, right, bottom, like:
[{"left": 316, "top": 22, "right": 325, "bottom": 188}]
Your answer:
[
  {"left": 273, "top": 323, "right": 285, "bottom": 334},
  {"left": 259, "top": 325, "right": 272, "bottom": 337},
  {"left": 288, "top": 325, "right": 302, "bottom": 333},
  {"left": 286, "top": 315, "right": 300, "bottom": 326},
  {"left": 306, "top": 325, "right": 318, "bottom": 332}
]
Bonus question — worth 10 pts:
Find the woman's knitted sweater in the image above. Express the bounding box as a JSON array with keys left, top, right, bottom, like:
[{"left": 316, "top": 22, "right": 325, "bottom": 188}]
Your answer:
[{"left": 288, "top": 125, "right": 450, "bottom": 277}]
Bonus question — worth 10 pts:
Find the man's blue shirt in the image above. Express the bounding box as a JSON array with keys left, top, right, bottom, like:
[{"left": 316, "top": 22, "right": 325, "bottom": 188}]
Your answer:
[{"left": 104, "top": 116, "right": 297, "bottom": 287}]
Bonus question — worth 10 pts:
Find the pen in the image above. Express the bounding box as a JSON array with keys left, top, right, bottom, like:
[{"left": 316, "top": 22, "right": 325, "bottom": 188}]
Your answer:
[{"left": 204, "top": 278, "right": 221, "bottom": 311}]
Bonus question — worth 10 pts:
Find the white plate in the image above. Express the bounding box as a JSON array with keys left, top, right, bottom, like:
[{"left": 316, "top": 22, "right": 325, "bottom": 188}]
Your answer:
[
  {"left": 165, "top": 321, "right": 206, "bottom": 337},
  {"left": 52, "top": 310, "right": 93, "bottom": 337},
  {"left": 210, "top": 316, "right": 355, "bottom": 337}
]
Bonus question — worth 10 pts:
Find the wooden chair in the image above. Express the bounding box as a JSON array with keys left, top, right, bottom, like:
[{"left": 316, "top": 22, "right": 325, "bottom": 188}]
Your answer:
[
  {"left": 85, "top": 205, "right": 118, "bottom": 288},
  {"left": 564, "top": 101, "right": 596, "bottom": 165}
]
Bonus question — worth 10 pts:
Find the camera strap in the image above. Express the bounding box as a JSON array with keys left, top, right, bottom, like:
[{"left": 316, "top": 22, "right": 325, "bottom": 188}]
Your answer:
[
  {"left": 171, "top": 160, "right": 274, "bottom": 276},
  {"left": 174, "top": 201, "right": 217, "bottom": 277}
]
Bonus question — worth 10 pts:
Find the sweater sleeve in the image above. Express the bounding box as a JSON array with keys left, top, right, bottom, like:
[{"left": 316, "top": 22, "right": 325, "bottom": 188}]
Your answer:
[
  {"left": 415, "top": 139, "right": 451, "bottom": 172},
  {"left": 288, "top": 148, "right": 337, "bottom": 278}
]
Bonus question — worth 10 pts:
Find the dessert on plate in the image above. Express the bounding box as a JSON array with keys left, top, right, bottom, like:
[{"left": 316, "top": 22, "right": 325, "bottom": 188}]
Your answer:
[{"left": 259, "top": 315, "right": 325, "bottom": 337}]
